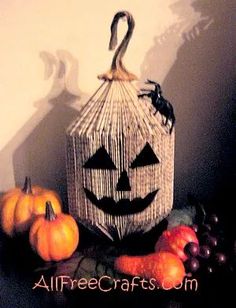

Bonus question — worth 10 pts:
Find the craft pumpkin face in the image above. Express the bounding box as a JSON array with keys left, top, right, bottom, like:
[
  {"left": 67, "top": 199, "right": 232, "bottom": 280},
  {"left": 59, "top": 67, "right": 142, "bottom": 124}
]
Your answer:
[
  {"left": 83, "top": 142, "right": 160, "bottom": 216},
  {"left": 66, "top": 11, "right": 175, "bottom": 240}
]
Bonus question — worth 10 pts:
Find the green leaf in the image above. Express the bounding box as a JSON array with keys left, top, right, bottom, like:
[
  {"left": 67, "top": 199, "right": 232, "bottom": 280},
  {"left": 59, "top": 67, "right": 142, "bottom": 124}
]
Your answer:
[{"left": 166, "top": 206, "right": 196, "bottom": 229}]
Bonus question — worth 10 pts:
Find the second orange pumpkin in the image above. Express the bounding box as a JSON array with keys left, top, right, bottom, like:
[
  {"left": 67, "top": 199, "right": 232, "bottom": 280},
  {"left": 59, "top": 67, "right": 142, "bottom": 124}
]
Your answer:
[{"left": 29, "top": 201, "right": 79, "bottom": 262}]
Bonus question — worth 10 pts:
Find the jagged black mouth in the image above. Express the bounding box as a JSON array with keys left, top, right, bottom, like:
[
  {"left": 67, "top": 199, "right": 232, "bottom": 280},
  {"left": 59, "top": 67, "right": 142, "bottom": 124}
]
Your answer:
[{"left": 84, "top": 188, "right": 159, "bottom": 216}]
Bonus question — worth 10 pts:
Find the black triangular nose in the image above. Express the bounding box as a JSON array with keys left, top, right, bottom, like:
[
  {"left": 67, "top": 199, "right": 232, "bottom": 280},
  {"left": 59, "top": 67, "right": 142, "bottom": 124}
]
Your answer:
[{"left": 116, "top": 170, "right": 131, "bottom": 191}]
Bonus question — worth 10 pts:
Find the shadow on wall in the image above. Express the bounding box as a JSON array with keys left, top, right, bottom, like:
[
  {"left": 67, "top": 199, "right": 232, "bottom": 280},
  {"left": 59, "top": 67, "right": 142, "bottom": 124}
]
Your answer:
[
  {"left": 140, "top": 0, "right": 236, "bottom": 208},
  {"left": 0, "top": 50, "right": 84, "bottom": 207}
]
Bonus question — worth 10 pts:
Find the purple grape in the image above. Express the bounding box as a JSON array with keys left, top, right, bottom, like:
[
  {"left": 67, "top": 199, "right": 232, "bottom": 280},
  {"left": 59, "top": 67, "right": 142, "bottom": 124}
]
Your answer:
[
  {"left": 202, "top": 224, "right": 212, "bottom": 232},
  {"left": 200, "top": 245, "right": 211, "bottom": 259},
  {"left": 201, "top": 233, "right": 218, "bottom": 247},
  {"left": 216, "top": 236, "right": 225, "bottom": 249},
  {"left": 206, "top": 235, "right": 218, "bottom": 248},
  {"left": 184, "top": 242, "right": 200, "bottom": 257},
  {"left": 208, "top": 214, "right": 219, "bottom": 225},
  {"left": 207, "top": 266, "right": 214, "bottom": 274},
  {"left": 184, "top": 257, "right": 200, "bottom": 273},
  {"left": 214, "top": 252, "right": 227, "bottom": 265}
]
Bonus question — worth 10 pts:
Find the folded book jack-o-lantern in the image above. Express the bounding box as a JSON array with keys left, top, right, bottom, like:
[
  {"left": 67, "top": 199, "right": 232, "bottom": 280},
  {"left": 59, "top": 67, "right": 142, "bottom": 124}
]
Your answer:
[{"left": 66, "top": 11, "right": 175, "bottom": 240}]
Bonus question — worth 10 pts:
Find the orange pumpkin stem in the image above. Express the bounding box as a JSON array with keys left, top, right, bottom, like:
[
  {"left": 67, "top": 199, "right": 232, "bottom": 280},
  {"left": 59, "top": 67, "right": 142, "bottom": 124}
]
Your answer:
[
  {"left": 22, "top": 176, "right": 32, "bottom": 194},
  {"left": 45, "top": 201, "right": 56, "bottom": 221}
]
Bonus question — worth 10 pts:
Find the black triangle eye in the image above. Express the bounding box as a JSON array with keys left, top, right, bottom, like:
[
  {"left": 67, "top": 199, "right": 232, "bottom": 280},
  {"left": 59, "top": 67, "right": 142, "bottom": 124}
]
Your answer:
[
  {"left": 130, "top": 143, "right": 160, "bottom": 169},
  {"left": 83, "top": 146, "right": 117, "bottom": 170}
]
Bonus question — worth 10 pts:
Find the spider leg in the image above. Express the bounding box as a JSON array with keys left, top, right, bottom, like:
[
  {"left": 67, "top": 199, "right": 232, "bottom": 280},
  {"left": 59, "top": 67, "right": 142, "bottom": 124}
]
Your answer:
[
  {"left": 140, "top": 88, "right": 152, "bottom": 92},
  {"left": 138, "top": 92, "right": 153, "bottom": 99},
  {"left": 146, "top": 79, "right": 158, "bottom": 85},
  {"left": 137, "top": 93, "right": 146, "bottom": 98},
  {"left": 170, "top": 122, "right": 174, "bottom": 134},
  {"left": 169, "top": 115, "right": 175, "bottom": 134},
  {"left": 164, "top": 116, "right": 169, "bottom": 126}
]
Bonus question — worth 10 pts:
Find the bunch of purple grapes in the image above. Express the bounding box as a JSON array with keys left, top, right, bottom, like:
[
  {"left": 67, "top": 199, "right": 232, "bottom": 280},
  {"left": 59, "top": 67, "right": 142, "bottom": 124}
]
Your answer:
[{"left": 183, "top": 213, "right": 229, "bottom": 275}]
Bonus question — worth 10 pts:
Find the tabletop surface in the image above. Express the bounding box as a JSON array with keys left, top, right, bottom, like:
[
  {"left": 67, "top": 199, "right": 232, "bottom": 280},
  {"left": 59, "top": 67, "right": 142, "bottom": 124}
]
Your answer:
[{"left": 0, "top": 220, "right": 234, "bottom": 308}]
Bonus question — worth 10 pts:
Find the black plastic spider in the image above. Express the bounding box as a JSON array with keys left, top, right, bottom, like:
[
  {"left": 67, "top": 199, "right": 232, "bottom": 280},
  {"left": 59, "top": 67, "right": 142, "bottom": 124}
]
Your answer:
[{"left": 138, "top": 79, "right": 175, "bottom": 134}]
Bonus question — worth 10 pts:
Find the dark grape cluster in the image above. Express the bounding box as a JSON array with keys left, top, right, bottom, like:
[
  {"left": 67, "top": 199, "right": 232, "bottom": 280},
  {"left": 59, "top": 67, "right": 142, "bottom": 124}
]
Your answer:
[{"left": 183, "top": 213, "right": 229, "bottom": 275}]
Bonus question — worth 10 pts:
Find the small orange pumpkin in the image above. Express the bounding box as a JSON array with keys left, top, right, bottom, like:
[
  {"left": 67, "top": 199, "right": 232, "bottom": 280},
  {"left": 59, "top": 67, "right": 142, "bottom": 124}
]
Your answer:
[
  {"left": 29, "top": 201, "right": 79, "bottom": 261},
  {"left": 0, "top": 177, "right": 62, "bottom": 237}
]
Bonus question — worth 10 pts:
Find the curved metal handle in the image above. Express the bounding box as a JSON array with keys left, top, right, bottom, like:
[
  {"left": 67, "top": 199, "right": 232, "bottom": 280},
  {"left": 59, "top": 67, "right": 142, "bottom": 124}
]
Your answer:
[{"left": 98, "top": 11, "right": 137, "bottom": 81}]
